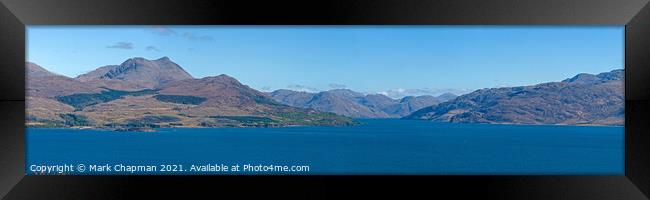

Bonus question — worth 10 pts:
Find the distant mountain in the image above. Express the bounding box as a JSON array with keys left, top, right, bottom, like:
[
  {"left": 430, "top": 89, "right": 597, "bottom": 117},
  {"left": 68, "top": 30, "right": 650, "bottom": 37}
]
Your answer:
[
  {"left": 405, "top": 69, "right": 624, "bottom": 126},
  {"left": 305, "top": 90, "right": 390, "bottom": 118},
  {"left": 268, "top": 89, "right": 315, "bottom": 107},
  {"left": 435, "top": 93, "right": 459, "bottom": 102},
  {"left": 76, "top": 57, "right": 193, "bottom": 89},
  {"left": 383, "top": 95, "right": 442, "bottom": 117},
  {"left": 325, "top": 89, "right": 365, "bottom": 99},
  {"left": 26, "top": 58, "right": 356, "bottom": 129},
  {"left": 361, "top": 94, "right": 400, "bottom": 111},
  {"left": 268, "top": 89, "right": 456, "bottom": 118}
]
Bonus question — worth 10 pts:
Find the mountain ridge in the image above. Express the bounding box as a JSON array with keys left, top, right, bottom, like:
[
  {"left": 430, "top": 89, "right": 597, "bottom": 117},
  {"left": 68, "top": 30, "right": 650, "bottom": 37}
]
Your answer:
[
  {"left": 26, "top": 57, "right": 624, "bottom": 127},
  {"left": 76, "top": 57, "right": 194, "bottom": 89},
  {"left": 26, "top": 57, "right": 356, "bottom": 129},
  {"left": 268, "top": 89, "right": 456, "bottom": 118},
  {"left": 405, "top": 69, "right": 624, "bottom": 126}
]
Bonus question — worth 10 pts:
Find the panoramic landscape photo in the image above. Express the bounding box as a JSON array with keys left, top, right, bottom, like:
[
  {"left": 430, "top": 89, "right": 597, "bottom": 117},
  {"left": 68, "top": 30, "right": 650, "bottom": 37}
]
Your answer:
[{"left": 26, "top": 26, "right": 623, "bottom": 175}]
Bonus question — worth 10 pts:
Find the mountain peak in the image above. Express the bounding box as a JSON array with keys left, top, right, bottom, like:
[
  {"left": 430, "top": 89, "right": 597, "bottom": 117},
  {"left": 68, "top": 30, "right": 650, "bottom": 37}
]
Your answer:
[
  {"left": 562, "top": 68, "right": 623, "bottom": 84},
  {"left": 366, "top": 93, "right": 392, "bottom": 99},
  {"left": 596, "top": 69, "right": 624, "bottom": 81},
  {"left": 438, "top": 92, "right": 457, "bottom": 97},
  {"left": 216, "top": 74, "right": 232, "bottom": 78},
  {"left": 159, "top": 73, "right": 277, "bottom": 108},
  {"left": 399, "top": 96, "right": 414, "bottom": 101},
  {"left": 436, "top": 93, "right": 458, "bottom": 102},
  {"left": 271, "top": 89, "right": 295, "bottom": 93},
  {"left": 26, "top": 62, "right": 60, "bottom": 77},
  {"left": 124, "top": 57, "right": 147, "bottom": 62},
  {"left": 192, "top": 74, "right": 245, "bottom": 88},
  {"left": 203, "top": 74, "right": 237, "bottom": 81},
  {"left": 122, "top": 57, "right": 169, "bottom": 64},
  {"left": 326, "top": 89, "right": 364, "bottom": 98},
  {"left": 268, "top": 88, "right": 442, "bottom": 118},
  {"left": 76, "top": 56, "right": 193, "bottom": 89}
]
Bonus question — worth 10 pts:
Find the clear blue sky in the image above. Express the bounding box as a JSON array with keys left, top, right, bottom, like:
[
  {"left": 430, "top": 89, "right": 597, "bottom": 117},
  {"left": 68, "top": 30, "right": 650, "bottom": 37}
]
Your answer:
[{"left": 27, "top": 26, "right": 623, "bottom": 98}]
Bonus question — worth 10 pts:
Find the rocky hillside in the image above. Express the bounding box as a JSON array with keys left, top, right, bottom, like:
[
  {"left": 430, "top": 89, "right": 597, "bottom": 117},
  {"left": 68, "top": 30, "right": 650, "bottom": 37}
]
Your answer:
[
  {"left": 404, "top": 69, "right": 624, "bottom": 126},
  {"left": 268, "top": 89, "right": 456, "bottom": 118},
  {"left": 26, "top": 58, "right": 356, "bottom": 129}
]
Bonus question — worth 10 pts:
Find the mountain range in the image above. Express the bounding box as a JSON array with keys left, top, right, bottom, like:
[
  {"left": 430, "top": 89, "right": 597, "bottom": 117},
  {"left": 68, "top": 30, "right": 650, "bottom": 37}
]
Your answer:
[
  {"left": 26, "top": 57, "right": 356, "bottom": 130},
  {"left": 26, "top": 56, "right": 624, "bottom": 128},
  {"left": 268, "top": 89, "right": 457, "bottom": 118},
  {"left": 404, "top": 69, "right": 624, "bottom": 126}
]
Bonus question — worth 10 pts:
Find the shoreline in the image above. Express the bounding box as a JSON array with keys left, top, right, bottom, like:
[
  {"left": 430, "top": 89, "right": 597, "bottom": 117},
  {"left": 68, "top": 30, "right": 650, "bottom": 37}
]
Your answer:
[
  {"left": 24, "top": 122, "right": 358, "bottom": 132},
  {"left": 396, "top": 118, "right": 623, "bottom": 128},
  {"left": 470, "top": 121, "right": 624, "bottom": 128},
  {"left": 26, "top": 119, "right": 624, "bottom": 132}
]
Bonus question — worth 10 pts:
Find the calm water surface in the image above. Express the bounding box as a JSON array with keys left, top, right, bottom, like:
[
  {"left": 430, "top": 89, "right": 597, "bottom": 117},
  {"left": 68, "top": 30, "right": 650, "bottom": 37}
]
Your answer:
[{"left": 26, "top": 119, "right": 623, "bottom": 175}]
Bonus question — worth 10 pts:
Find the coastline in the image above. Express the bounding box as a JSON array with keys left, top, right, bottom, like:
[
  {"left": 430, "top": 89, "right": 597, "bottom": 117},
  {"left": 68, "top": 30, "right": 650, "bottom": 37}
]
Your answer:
[
  {"left": 25, "top": 118, "right": 623, "bottom": 132},
  {"left": 25, "top": 121, "right": 360, "bottom": 132}
]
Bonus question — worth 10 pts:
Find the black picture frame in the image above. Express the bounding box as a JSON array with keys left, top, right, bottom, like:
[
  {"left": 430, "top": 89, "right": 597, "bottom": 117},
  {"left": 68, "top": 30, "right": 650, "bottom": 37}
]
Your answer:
[{"left": 1, "top": 0, "right": 650, "bottom": 199}]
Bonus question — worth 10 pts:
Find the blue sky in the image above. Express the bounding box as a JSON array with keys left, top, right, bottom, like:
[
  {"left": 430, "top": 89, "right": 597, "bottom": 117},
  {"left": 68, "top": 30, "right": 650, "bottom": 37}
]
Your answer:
[{"left": 27, "top": 26, "right": 623, "bottom": 98}]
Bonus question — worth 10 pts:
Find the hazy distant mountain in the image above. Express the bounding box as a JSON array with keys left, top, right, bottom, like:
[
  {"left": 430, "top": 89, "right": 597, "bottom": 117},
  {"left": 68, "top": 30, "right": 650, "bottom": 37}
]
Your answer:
[
  {"left": 361, "top": 94, "right": 400, "bottom": 111},
  {"left": 268, "top": 89, "right": 455, "bottom": 118},
  {"left": 305, "top": 90, "right": 390, "bottom": 118},
  {"left": 76, "top": 57, "right": 193, "bottom": 89},
  {"left": 26, "top": 58, "right": 356, "bottom": 129},
  {"left": 325, "top": 89, "right": 365, "bottom": 99},
  {"left": 435, "top": 93, "right": 459, "bottom": 102},
  {"left": 405, "top": 69, "right": 624, "bottom": 126},
  {"left": 382, "top": 95, "right": 441, "bottom": 117},
  {"left": 267, "top": 89, "right": 316, "bottom": 106}
]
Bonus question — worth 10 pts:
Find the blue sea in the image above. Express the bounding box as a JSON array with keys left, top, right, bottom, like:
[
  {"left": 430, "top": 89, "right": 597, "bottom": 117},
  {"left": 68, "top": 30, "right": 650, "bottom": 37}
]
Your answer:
[{"left": 26, "top": 119, "right": 624, "bottom": 175}]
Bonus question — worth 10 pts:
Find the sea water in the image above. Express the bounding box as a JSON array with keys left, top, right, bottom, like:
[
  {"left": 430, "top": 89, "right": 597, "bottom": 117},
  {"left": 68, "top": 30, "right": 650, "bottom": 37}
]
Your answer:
[{"left": 26, "top": 119, "right": 624, "bottom": 175}]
